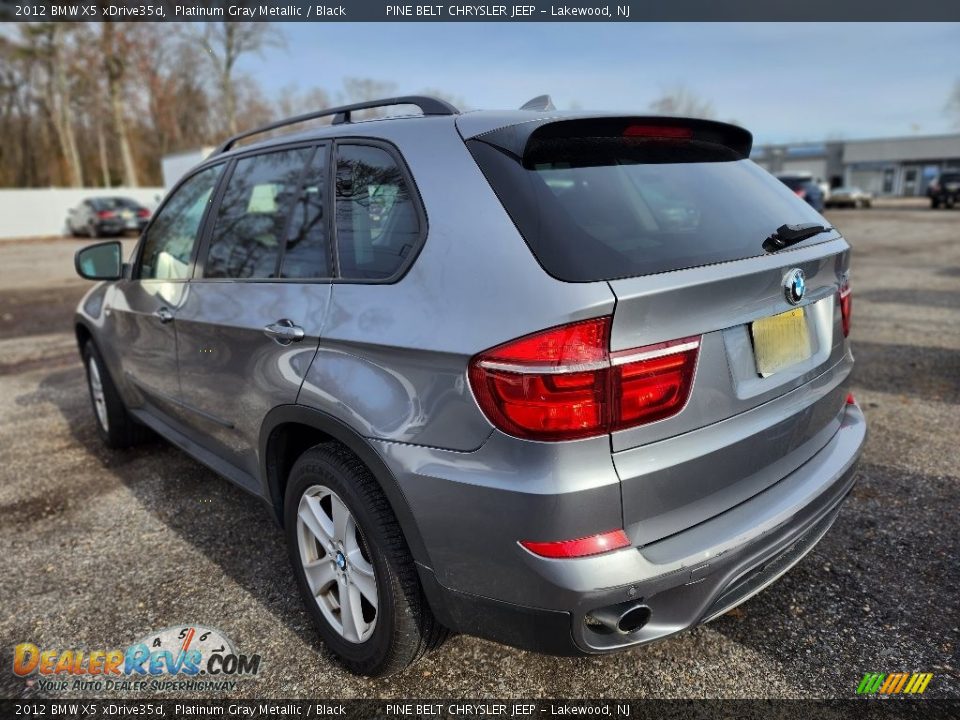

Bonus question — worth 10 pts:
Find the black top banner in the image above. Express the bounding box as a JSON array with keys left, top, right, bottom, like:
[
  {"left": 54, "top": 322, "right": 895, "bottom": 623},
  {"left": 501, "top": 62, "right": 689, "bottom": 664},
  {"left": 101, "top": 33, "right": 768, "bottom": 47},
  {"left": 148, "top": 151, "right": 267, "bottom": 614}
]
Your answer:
[{"left": 1, "top": 0, "right": 959, "bottom": 21}]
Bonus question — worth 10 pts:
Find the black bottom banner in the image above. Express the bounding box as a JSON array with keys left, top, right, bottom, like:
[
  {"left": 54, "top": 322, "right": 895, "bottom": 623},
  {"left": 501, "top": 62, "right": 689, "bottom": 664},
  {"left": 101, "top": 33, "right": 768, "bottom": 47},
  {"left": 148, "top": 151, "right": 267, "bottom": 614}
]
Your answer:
[{"left": 1, "top": 699, "right": 958, "bottom": 720}]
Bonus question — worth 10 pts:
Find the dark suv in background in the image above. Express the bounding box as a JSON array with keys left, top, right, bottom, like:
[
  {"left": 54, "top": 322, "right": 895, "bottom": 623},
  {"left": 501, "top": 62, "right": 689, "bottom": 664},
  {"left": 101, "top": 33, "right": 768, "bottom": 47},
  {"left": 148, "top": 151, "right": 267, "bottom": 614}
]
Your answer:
[
  {"left": 775, "top": 173, "right": 826, "bottom": 212},
  {"left": 67, "top": 197, "right": 152, "bottom": 237},
  {"left": 928, "top": 171, "right": 960, "bottom": 208},
  {"left": 72, "top": 96, "right": 865, "bottom": 676}
]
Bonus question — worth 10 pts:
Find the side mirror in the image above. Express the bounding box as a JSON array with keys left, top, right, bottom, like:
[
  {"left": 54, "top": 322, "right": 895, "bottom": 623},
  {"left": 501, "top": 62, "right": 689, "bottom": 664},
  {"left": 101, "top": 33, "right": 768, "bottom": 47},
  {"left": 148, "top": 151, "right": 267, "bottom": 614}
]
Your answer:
[{"left": 75, "top": 241, "right": 123, "bottom": 281}]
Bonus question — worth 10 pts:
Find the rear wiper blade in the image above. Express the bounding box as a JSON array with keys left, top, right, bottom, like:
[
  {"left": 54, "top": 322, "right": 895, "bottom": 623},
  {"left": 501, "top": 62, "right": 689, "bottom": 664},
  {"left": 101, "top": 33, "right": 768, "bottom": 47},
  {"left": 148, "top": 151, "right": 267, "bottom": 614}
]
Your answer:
[{"left": 763, "top": 223, "right": 834, "bottom": 253}]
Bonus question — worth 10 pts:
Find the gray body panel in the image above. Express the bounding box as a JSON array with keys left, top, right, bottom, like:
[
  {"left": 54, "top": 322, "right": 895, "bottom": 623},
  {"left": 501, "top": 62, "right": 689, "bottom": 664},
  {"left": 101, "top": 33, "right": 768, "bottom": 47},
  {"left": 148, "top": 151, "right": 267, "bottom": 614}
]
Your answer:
[
  {"left": 297, "top": 119, "right": 614, "bottom": 451},
  {"left": 73, "top": 109, "right": 866, "bottom": 656},
  {"left": 108, "top": 279, "right": 185, "bottom": 416},
  {"left": 173, "top": 281, "right": 331, "bottom": 480}
]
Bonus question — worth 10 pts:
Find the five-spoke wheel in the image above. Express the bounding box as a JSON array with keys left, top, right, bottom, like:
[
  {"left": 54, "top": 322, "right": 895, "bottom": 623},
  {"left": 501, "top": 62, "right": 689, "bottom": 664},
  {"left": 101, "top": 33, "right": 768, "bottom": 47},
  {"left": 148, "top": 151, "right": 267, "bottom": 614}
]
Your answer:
[{"left": 297, "top": 485, "right": 379, "bottom": 643}]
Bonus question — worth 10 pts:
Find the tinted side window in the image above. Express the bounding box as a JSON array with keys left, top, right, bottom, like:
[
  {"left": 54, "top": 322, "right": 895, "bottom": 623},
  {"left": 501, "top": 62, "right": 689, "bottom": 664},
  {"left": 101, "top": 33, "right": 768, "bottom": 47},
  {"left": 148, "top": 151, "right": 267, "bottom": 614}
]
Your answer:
[
  {"left": 280, "top": 146, "right": 330, "bottom": 278},
  {"left": 204, "top": 148, "right": 311, "bottom": 279},
  {"left": 138, "top": 164, "right": 223, "bottom": 280},
  {"left": 335, "top": 145, "right": 420, "bottom": 280}
]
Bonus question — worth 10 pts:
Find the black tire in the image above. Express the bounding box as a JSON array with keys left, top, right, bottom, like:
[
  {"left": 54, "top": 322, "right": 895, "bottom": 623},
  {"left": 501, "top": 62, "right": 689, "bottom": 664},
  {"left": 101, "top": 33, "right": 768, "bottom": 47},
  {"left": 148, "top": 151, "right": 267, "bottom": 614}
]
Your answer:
[
  {"left": 82, "top": 342, "right": 149, "bottom": 449},
  {"left": 284, "top": 443, "right": 448, "bottom": 676},
  {"left": 931, "top": 198, "right": 941, "bottom": 209}
]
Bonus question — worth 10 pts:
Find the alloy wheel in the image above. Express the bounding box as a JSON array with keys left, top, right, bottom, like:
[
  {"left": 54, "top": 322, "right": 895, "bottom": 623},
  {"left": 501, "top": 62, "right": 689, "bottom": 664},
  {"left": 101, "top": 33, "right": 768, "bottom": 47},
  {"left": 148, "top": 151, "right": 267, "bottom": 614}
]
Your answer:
[{"left": 296, "top": 485, "right": 378, "bottom": 643}]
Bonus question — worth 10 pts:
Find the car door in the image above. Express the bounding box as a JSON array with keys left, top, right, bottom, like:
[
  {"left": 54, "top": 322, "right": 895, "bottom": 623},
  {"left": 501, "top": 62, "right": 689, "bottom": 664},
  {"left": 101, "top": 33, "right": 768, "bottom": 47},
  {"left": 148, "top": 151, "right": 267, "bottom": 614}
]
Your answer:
[
  {"left": 174, "top": 144, "right": 332, "bottom": 485},
  {"left": 107, "top": 164, "right": 225, "bottom": 420}
]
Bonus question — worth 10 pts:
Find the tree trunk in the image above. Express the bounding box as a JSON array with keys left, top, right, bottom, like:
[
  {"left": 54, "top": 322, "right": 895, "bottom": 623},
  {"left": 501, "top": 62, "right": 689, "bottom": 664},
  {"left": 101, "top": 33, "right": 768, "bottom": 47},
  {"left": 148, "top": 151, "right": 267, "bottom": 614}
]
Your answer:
[
  {"left": 96, "top": 116, "right": 111, "bottom": 187},
  {"left": 49, "top": 26, "right": 83, "bottom": 187},
  {"left": 103, "top": 22, "right": 138, "bottom": 187}
]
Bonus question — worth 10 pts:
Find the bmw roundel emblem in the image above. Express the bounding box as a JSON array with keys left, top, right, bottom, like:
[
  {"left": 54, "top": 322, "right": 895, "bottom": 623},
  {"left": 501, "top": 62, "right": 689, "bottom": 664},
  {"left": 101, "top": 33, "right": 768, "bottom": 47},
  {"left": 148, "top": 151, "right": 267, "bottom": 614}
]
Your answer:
[{"left": 784, "top": 268, "right": 806, "bottom": 305}]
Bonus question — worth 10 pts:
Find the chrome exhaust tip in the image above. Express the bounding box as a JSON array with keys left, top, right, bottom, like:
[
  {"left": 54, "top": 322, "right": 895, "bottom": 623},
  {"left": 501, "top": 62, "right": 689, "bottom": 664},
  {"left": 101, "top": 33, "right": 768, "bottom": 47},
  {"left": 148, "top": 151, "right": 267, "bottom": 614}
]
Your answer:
[{"left": 587, "top": 602, "right": 651, "bottom": 635}]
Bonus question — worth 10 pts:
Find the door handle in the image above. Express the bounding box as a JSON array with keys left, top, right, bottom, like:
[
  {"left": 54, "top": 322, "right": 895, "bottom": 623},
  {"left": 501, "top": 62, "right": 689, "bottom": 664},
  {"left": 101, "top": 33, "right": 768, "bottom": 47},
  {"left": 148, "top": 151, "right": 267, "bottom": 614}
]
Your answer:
[
  {"left": 154, "top": 307, "right": 174, "bottom": 324},
  {"left": 263, "top": 319, "right": 305, "bottom": 345}
]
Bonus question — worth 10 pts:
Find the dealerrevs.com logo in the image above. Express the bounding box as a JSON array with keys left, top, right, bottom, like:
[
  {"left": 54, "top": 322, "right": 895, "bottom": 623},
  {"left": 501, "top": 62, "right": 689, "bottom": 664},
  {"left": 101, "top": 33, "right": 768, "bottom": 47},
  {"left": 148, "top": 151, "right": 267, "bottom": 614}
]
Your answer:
[
  {"left": 857, "top": 672, "right": 934, "bottom": 695},
  {"left": 12, "top": 625, "right": 261, "bottom": 693}
]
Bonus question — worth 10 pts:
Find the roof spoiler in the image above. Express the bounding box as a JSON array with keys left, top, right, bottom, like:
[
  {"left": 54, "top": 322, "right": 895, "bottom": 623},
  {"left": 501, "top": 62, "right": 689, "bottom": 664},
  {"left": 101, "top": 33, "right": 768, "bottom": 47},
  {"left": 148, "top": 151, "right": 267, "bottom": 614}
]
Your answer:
[
  {"left": 475, "top": 116, "right": 753, "bottom": 160},
  {"left": 212, "top": 95, "right": 460, "bottom": 155}
]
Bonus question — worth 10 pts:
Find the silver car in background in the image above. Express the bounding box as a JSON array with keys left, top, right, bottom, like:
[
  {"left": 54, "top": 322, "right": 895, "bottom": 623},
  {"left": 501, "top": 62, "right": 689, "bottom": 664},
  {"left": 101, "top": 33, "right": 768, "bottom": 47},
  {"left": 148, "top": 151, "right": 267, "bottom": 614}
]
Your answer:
[
  {"left": 73, "top": 96, "right": 865, "bottom": 676},
  {"left": 825, "top": 186, "right": 873, "bottom": 209}
]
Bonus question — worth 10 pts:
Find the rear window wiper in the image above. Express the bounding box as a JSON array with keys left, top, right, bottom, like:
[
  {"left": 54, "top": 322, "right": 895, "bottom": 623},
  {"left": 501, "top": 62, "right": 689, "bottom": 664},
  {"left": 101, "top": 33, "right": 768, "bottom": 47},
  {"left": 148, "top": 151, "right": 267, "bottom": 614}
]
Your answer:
[{"left": 763, "top": 223, "right": 834, "bottom": 253}]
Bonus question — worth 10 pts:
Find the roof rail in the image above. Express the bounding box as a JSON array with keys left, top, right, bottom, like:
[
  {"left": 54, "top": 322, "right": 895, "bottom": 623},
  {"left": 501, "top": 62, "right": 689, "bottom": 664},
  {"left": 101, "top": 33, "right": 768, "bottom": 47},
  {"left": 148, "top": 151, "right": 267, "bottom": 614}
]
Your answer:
[{"left": 212, "top": 95, "right": 459, "bottom": 155}]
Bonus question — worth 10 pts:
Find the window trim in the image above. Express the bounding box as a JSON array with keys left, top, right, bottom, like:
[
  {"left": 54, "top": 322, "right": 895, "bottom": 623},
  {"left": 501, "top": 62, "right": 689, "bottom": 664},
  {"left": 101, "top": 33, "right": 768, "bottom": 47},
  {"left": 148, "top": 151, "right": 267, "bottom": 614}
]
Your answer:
[
  {"left": 275, "top": 143, "right": 330, "bottom": 280},
  {"left": 329, "top": 137, "right": 428, "bottom": 286},
  {"left": 132, "top": 161, "right": 227, "bottom": 282},
  {"left": 135, "top": 136, "right": 429, "bottom": 285},
  {"left": 191, "top": 140, "right": 334, "bottom": 284}
]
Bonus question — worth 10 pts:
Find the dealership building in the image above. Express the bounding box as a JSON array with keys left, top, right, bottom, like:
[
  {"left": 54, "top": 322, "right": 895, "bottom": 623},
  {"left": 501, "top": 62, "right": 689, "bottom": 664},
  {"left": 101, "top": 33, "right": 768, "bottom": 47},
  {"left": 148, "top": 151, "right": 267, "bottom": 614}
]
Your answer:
[{"left": 752, "top": 133, "right": 960, "bottom": 196}]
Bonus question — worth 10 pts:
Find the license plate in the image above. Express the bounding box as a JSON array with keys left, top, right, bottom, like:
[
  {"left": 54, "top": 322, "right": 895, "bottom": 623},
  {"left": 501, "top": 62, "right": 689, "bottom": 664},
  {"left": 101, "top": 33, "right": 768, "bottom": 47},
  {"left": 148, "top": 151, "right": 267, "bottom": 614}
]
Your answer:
[{"left": 750, "top": 307, "right": 812, "bottom": 377}]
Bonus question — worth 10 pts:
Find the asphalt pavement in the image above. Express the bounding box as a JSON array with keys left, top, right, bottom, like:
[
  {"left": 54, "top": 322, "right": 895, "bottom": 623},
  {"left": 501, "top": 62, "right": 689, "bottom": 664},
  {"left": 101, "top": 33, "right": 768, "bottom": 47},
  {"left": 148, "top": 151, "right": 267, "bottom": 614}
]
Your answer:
[{"left": 0, "top": 206, "right": 957, "bottom": 699}]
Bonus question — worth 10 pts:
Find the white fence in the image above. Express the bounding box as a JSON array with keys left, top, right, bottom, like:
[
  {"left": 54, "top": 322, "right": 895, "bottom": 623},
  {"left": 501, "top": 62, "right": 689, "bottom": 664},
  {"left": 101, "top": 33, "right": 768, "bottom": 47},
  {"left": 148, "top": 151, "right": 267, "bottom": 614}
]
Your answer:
[{"left": 0, "top": 188, "right": 166, "bottom": 239}]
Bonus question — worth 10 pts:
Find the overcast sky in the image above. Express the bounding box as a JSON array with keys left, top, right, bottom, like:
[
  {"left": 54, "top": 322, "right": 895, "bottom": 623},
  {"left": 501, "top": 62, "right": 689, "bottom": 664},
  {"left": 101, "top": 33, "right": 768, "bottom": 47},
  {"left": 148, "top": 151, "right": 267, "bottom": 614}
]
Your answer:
[{"left": 241, "top": 22, "right": 959, "bottom": 144}]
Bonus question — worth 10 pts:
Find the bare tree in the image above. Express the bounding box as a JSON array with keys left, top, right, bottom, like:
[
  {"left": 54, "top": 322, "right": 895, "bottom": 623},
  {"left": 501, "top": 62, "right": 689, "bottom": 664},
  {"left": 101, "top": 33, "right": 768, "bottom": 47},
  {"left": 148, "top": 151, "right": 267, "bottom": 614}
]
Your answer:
[
  {"left": 19, "top": 24, "right": 85, "bottom": 187},
  {"left": 133, "top": 24, "right": 219, "bottom": 157},
  {"left": 101, "top": 21, "right": 138, "bottom": 186},
  {"left": 71, "top": 31, "right": 112, "bottom": 187},
  {"left": 649, "top": 84, "right": 716, "bottom": 119},
  {"left": 277, "top": 85, "right": 332, "bottom": 118},
  {"left": 0, "top": 24, "right": 475, "bottom": 189},
  {"left": 202, "top": 22, "right": 285, "bottom": 136},
  {"left": 337, "top": 77, "right": 398, "bottom": 119}
]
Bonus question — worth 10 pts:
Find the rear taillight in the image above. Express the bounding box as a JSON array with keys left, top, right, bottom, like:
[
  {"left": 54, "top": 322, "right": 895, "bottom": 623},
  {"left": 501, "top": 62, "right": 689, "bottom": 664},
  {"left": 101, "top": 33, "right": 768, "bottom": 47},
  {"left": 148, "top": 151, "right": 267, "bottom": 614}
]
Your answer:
[
  {"left": 613, "top": 339, "right": 700, "bottom": 427},
  {"left": 794, "top": 188, "right": 808, "bottom": 199},
  {"left": 468, "top": 317, "right": 700, "bottom": 441},
  {"left": 839, "top": 275, "right": 852, "bottom": 337},
  {"left": 520, "top": 529, "right": 630, "bottom": 558},
  {"left": 97, "top": 210, "right": 115, "bottom": 219},
  {"left": 137, "top": 208, "right": 150, "bottom": 218}
]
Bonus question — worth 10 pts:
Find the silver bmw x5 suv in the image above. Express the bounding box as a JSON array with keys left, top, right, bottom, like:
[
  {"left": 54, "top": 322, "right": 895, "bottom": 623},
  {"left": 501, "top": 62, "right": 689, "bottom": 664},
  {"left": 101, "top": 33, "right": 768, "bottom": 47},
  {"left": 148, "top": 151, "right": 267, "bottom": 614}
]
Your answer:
[{"left": 73, "top": 96, "right": 866, "bottom": 676}]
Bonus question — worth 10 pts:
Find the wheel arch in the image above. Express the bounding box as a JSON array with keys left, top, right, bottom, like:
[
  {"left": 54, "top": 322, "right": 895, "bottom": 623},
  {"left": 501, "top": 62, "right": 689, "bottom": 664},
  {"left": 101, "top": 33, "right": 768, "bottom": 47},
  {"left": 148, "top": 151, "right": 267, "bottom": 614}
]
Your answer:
[
  {"left": 75, "top": 321, "right": 93, "bottom": 354},
  {"left": 259, "top": 404, "right": 432, "bottom": 568}
]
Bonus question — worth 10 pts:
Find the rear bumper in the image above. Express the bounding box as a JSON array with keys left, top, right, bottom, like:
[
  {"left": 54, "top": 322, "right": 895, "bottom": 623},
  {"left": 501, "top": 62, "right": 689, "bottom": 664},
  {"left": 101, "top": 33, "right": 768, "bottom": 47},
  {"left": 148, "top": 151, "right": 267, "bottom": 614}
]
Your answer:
[
  {"left": 96, "top": 220, "right": 127, "bottom": 234},
  {"left": 416, "top": 402, "right": 866, "bottom": 654}
]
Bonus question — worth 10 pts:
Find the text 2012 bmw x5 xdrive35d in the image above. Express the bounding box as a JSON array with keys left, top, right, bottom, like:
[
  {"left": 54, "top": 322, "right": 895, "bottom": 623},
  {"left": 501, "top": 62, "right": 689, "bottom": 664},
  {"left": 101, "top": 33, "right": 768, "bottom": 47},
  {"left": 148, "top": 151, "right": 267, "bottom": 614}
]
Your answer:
[{"left": 73, "top": 96, "right": 865, "bottom": 676}]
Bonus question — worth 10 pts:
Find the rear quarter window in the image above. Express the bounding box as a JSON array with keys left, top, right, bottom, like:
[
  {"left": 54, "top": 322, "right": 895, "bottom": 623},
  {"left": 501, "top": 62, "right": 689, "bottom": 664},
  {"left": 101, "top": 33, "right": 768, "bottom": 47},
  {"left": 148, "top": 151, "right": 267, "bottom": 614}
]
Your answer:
[{"left": 334, "top": 143, "right": 422, "bottom": 281}]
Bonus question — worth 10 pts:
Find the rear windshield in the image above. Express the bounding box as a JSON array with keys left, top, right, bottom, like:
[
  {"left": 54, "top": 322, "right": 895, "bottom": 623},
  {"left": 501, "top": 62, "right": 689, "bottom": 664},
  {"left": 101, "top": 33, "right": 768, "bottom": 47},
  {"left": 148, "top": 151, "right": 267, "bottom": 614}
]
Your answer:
[
  {"left": 940, "top": 173, "right": 960, "bottom": 183},
  {"left": 468, "top": 135, "right": 828, "bottom": 281},
  {"left": 91, "top": 197, "right": 139, "bottom": 210}
]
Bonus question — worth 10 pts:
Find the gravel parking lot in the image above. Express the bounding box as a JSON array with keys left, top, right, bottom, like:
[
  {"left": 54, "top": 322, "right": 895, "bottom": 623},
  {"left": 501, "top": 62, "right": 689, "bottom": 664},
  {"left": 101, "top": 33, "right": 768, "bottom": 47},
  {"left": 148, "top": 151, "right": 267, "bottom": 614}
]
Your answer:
[{"left": 1, "top": 206, "right": 957, "bottom": 700}]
